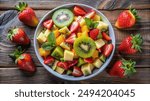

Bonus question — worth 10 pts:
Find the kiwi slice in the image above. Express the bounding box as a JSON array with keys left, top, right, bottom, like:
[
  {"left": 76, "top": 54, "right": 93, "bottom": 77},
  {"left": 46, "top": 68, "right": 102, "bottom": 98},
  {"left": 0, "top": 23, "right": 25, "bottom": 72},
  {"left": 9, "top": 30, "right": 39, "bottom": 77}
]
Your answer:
[
  {"left": 52, "top": 9, "right": 74, "bottom": 28},
  {"left": 73, "top": 36, "right": 96, "bottom": 58}
]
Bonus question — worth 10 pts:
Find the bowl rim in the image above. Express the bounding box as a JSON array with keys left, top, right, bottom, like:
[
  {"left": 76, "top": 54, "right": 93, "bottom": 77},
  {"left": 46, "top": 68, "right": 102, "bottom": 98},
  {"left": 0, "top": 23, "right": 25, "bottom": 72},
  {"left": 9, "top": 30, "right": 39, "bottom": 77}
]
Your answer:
[{"left": 34, "top": 3, "right": 116, "bottom": 81}]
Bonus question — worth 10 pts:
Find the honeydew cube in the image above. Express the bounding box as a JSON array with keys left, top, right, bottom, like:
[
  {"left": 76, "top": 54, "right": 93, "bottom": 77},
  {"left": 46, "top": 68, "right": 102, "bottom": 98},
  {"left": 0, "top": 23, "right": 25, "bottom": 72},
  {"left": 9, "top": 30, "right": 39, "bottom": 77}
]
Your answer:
[
  {"left": 81, "top": 64, "right": 94, "bottom": 76},
  {"left": 59, "top": 26, "right": 70, "bottom": 35},
  {"left": 97, "top": 21, "right": 108, "bottom": 31},
  {"left": 55, "top": 66, "right": 65, "bottom": 74},
  {"left": 93, "top": 59, "right": 103, "bottom": 68},
  {"left": 52, "top": 60, "right": 59, "bottom": 70},
  {"left": 37, "top": 32, "right": 47, "bottom": 44},
  {"left": 44, "top": 29, "right": 51, "bottom": 38},
  {"left": 64, "top": 50, "right": 74, "bottom": 61},
  {"left": 60, "top": 42, "right": 71, "bottom": 50},
  {"left": 95, "top": 39, "right": 105, "bottom": 49}
]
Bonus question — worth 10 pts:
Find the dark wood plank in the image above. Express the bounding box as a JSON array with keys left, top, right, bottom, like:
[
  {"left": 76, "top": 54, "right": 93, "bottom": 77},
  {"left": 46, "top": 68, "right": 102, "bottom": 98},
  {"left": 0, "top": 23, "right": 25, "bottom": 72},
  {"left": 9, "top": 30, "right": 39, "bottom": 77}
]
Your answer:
[
  {"left": 0, "top": 67, "right": 149, "bottom": 84},
  {"left": 0, "top": 0, "right": 150, "bottom": 10}
]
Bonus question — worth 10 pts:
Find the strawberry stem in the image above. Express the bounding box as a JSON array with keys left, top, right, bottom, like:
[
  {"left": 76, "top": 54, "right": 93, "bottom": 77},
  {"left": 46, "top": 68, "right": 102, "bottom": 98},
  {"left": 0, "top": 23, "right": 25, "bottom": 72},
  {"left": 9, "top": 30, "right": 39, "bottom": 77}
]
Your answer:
[
  {"left": 131, "top": 34, "right": 143, "bottom": 52},
  {"left": 15, "top": 2, "right": 28, "bottom": 12},
  {"left": 130, "top": 8, "right": 140, "bottom": 20}
]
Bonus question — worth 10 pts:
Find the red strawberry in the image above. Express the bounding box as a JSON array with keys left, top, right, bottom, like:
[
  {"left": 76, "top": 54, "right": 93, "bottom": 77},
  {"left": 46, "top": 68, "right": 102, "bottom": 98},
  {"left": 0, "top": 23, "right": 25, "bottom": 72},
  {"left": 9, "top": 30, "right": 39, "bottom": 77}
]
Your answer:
[
  {"left": 57, "top": 62, "right": 69, "bottom": 70},
  {"left": 70, "top": 21, "right": 79, "bottom": 33},
  {"left": 15, "top": 2, "right": 39, "bottom": 27},
  {"left": 102, "top": 44, "right": 113, "bottom": 57},
  {"left": 102, "top": 32, "right": 111, "bottom": 41},
  {"left": 72, "top": 66, "right": 83, "bottom": 77},
  {"left": 85, "top": 10, "right": 96, "bottom": 18},
  {"left": 118, "top": 34, "right": 143, "bottom": 54},
  {"left": 67, "top": 60, "right": 78, "bottom": 68},
  {"left": 43, "top": 19, "right": 53, "bottom": 30},
  {"left": 44, "top": 56, "right": 55, "bottom": 65},
  {"left": 7, "top": 28, "right": 30, "bottom": 45},
  {"left": 115, "top": 8, "right": 140, "bottom": 28},
  {"left": 73, "top": 6, "right": 87, "bottom": 16},
  {"left": 65, "top": 33, "right": 77, "bottom": 44},
  {"left": 108, "top": 59, "right": 136, "bottom": 78},
  {"left": 89, "top": 28, "right": 99, "bottom": 40},
  {"left": 9, "top": 46, "right": 36, "bottom": 73},
  {"left": 84, "top": 58, "right": 93, "bottom": 63}
]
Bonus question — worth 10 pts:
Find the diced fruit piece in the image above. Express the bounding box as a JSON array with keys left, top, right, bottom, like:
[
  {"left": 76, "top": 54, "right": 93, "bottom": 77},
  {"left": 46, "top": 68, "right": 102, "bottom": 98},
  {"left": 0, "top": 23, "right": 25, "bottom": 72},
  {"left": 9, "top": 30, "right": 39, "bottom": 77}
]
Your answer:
[
  {"left": 102, "top": 32, "right": 111, "bottom": 41},
  {"left": 93, "top": 59, "right": 103, "bottom": 68},
  {"left": 66, "top": 70, "right": 72, "bottom": 75},
  {"left": 79, "top": 18, "right": 86, "bottom": 27},
  {"left": 44, "top": 56, "right": 55, "bottom": 65},
  {"left": 44, "top": 29, "right": 51, "bottom": 38},
  {"left": 102, "top": 44, "right": 113, "bottom": 57},
  {"left": 75, "top": 16, "right": 82, "bottom": 22},
  {"left": 53, "top": 29, "right": 60, "bottom": 38},
  {"left": 37, "top": 32, "right": 47, "bottom": 44},
  {"left": 59, "top": 26, "right": 70, "bottom": 35},
  {"left": 51, "top": 46, "right": 64, "bottom": 59},
  {"left": 84, "top": 57, "right": 93, "bottom": 63},
  {"left": 72, "top": 66, "right": 83, "bottom": 77},
  {"left": 52, "top": 9, "right": 74, "bottom": 28},
  {"left": 89, "top": 28, "right": 99, "bottom": 40},
  {"left": 57, "top": 61, "right": 68, "bottom": 70},
  {"left": 81, "top": 25, "right": 89, "bottom": 33},
  {"left": 97, "top": 21, "right": 108, "bottom": 31},
  {"left": 67, "top": 60, "right": 78, "bottom": 68},
  {"left": 52, "top": 60, "right": 59, "bottom": 70},
  {"left": 92, "top": 50, "right": 99, "bottom": 59},
  {"left": 99, "top": 54, "right": 106, "bottom": 62},
  {"left": 65, "top": 33, "right": 77, "bottom": 44},
  {"left": 43, "top": 19, "right": 53, "bottom": 30},
  {"left": 72, "top": 49, "right": 79, "bottom": 58},
  {"left": 55, "top": 66, "right": 65, "bottom": 74},
  {"left": 70, "top": 21, "right": 79, "bottom": 33},
  {"left": 56, "top": 34, "right": 65, "bottom": 45},
  {"left": 52, "top": 25, "right": 59, "bottom": 30},
  {"left": 64, "top": 50, "right": 74, "bottom": 61},
  {"left": 82, "top": 31, "right": 89, "bottom": 37},
  {"left": 85, "top": 10, "right": 96, "bottom": 18},
  {"left": 77, "top": 58, "right": 86, "bottom": 67},
  {"left": 60, "top": 42, "right": 71, "bottom": 50},
  {"left": 73, "top": 6, "right": 87, "bottom": 16},
  {"left": 81, "top": 64, "right": 94, "bottom": 76},
  {"left": 77, "top": 32, "right": 82, "bottom": 37},
  {"left": 93, "top": 14, "right": 101, "bottom": 21},
  {"left": 73, "top": 36, "right": 96, "bottom": 58},
  {"left": 38, "top": 47, "right": 50, "bottom": 58},
  {"left": 97, "top": 33, "right": 102, "bottom": 39},
  {"left": 95, "top": 39, "right": 105, "bottom": 49}
]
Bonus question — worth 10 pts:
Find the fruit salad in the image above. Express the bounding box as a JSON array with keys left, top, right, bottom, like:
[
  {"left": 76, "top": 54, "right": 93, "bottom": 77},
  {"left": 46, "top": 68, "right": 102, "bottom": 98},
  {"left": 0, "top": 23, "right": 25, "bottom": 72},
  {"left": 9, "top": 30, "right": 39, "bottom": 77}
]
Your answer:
[{"left": 37, "top": 5, "right": 114, "bottom": 77}]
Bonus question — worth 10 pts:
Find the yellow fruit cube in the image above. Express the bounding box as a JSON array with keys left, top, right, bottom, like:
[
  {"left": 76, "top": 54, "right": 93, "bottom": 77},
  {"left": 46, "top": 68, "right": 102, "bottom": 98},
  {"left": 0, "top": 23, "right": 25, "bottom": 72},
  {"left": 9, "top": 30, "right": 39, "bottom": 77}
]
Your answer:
[
  {"left": 97, "top": 21, "right": 108, "bottom": 31},
  {"left": 44, "top": 29, "right": 51, "bottom": 38},
  {"left": 81, "top": 25, "right": 89, "bottom": 33},
  {"left": 38, "top": 47, "right": 50, "bottom": 57},
  {"left": 72, "top": 49, "right": 79, "bottom": 58},
  {"left": 55, "top": 66, "right": 65, "bottom": 74},
  {"left": 56, "top": 34, "right": 65, "bottom": 45},
  {"left": 52, "top": 25, "right": 58, "bottom": 30},
  {"left": 93, "top": 14, "right": 101, "bottom": 21},
  {"left": 77, "top": 32, "right": 82, "bottom": 37},
  {"left": 82, "top": 31, "right": 89, "bottom": 37},
  {"left": 79, "top": 18, "right": 86, "bottom": 27},
  {"left": 92, "top": 50, "right": 99, "bottom": 59},
  {"left": 53, "top": 29, "right": 60, "bottom": 38},
  {"left": 37, "top": 32, "right": 47, "bottom": 44},
  {"left": 59, "top": 26, "right": 70, "bottom": 35}
]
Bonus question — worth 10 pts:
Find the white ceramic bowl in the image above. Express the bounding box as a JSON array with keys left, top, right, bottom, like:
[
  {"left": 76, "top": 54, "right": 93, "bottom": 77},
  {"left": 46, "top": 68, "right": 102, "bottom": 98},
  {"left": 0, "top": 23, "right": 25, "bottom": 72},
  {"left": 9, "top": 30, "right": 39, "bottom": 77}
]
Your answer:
[{"left": 34, "top": 3, "right": 115, "bottom": 81}]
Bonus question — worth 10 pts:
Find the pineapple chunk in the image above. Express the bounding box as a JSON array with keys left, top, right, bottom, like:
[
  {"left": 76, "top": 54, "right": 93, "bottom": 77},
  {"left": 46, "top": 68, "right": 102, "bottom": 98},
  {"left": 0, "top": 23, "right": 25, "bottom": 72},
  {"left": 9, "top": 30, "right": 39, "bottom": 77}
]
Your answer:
[
  {"left": 56, "top": 34, "right": 65, "bottom": 45},
  {"left": 81, "top": 64, "right": 94, "bottom": 76},
  {"left": 79, "top": 18, "right": 86, "bottom": 27},
  {"left": 93, "top": 14, "right": 101, "bottom": 21},
  {"left": 60, "top": 42, "right": 71, "bottom": 50},
  {"left": 55, "top": 66, "right": 65, "bottom": 74},
  {"left": 93, "top": 59, "right": 103, "bottom": 68},
  {"left": 59, "top": 26, "right": 70, "bottom": 35},
  {"left": 38, "top": 47, "right": 50, "bottom": 57},
  {"left": 92, "top": 50, "right": 99, "bottom": 59},
  {"left": 81, "top": 25, "right": 89, "bottom": 33},
  {"left": 64, "top": 50, "right": 74, "bottom": 61},
  {"left": 53, "top": 29, "right": 60, "bottom": 38},
  {"left": 95, "top": 39, "right": 105, "bottom": 49},
  {"left": 97, "top": 21, "right": 108, "bottom": 31},
  {"left": 44, "top": 29, "right": 51, "bottom": 38},
  {"left": 37, "top": 32, "right": 47, "bottom": 44}
]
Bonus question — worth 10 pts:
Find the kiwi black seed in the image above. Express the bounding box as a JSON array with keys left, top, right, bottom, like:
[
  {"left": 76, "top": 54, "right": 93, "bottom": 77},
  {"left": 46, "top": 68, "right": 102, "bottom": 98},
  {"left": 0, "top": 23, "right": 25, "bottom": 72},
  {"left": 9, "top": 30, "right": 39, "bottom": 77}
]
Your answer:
[
  {"left": 73, "top": 36, "right": 96, "bottom": 58},
  {"left": 52, "top": 9, "right": 74, "bottom": 28}
]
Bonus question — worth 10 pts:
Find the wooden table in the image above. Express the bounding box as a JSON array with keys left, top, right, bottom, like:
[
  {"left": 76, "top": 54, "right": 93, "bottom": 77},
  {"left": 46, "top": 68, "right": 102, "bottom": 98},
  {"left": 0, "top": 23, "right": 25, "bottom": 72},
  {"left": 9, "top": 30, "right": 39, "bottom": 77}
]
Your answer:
[{"left": 0, "top": 0, "right": 149, "bottom": 84}]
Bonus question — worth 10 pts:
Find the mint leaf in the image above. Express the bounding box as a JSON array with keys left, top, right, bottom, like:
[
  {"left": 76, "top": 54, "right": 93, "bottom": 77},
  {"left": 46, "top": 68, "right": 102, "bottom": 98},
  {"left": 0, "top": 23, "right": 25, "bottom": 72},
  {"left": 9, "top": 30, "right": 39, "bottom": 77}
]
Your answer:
[
  {"left": 47, "top": 32, "right": 56, "bottom": 45},
  {"left": 85, "top": 18, "right": 98, "bottom": 29},
  {"left": 41, "top": 42, "right": 55, "bottom": 50},
  {"left": 93, "top": 22, "right": 99, "bottom": 28}
]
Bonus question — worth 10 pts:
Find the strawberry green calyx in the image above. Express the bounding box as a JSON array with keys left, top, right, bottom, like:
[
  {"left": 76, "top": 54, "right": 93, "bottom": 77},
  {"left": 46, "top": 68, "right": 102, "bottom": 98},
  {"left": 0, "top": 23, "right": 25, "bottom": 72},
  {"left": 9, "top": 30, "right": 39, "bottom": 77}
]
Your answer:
[
  {"left": 130, "top": 8, "right": 140, "bottom": 20},
  {"left": 15, "top": 2, "right": 28, "bottom": 12},
  {"left": 131, "top": 34, "right": 143, "bottom": 52},
  {"left": 7, "top": 28, "right": 18, "bottom": 40},
  {"left": 121, "top": 59, "right": 136, "bottom": 77}
]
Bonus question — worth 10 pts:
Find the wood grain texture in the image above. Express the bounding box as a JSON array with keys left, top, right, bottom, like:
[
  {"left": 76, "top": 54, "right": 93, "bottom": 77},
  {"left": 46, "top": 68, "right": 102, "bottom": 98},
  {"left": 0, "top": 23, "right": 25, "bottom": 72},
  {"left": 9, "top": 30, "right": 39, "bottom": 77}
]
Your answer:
[{"left": 0, "top": 0, "right": 150, "bottom": 84}]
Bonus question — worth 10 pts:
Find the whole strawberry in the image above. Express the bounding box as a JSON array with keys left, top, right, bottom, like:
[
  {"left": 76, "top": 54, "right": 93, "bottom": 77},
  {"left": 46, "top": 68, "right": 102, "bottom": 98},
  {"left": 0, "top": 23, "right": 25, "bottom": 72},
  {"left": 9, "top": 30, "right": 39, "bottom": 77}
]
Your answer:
[
  {"left": 108, "top": 59, "right": 136, "bottom": 78},
  {"left": 9, "top": 46, "right": 36, "bottom": 73},
  {"left": 15, "top": 2, "right": 39, "bottom": 27},
  {"left": 118, "top": 34, "right": 143, "bottom": 54},
  {"left": 7, "top": 27, "right": 30, "bottom": 45},
  {"left": 115, "top": 8, "right": 140, "bottom": 29}
]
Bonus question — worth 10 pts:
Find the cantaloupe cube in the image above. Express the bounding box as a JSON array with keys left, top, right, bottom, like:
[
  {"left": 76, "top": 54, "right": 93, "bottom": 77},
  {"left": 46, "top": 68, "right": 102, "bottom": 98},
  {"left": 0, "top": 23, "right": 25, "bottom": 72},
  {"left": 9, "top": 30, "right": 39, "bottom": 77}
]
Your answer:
[
  {"left": 81, "top": 25, "right": 89, "bottom": 33},
  {"left": 56, "top": 34, "right": 65, "bottom": 45},
  {"left": 38, "top": 47, "right": 50, "bottom": 57},
  {"left": 92, "top": 50, "right": 99, "bottom": 59},
  {"left": 53, "top": 29, "right": 60, "bottom": 38}
]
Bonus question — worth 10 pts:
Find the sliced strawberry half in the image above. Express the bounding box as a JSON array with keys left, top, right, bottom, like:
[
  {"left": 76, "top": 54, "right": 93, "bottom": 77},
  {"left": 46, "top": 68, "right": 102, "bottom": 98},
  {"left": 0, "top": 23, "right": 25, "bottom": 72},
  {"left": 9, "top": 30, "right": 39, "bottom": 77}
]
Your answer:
[
  {"left": 57, "top": 62, "right": 69, "bottom": 70},
  {"left": 44, "top": 56, "right": 55, "bottom": 65},
  {"left": 70, "top": 21, "right": 79, "bottom": 33},
  {"left": 72, "top": 66, "right": 83, "bottom": 77},
  {"left": 102, "top": 32, "right": 111, "bottom": 41},
  {"left": 102, "top": 44, "right": 113, "bottom": 57},
  {"left": 84, "top": 57, "right": 93, "bottom": 63},
  {"left": 84, "top": 10, "right": 96, "bottom": 18},
  {"left": 65, "top": 33, "right": 77, "bottom": 44},
  {"left": 43, "top": 19, "right": 53, "bottom": 30},
  {"left": 89, "top": 28, "right": 99, "bottom": 40},
  {"left": 73, "top": 6, "right": 87, "bottom": 16},
  {"left": 67, "top": 60, "right": 78, "bottom": 68}
]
